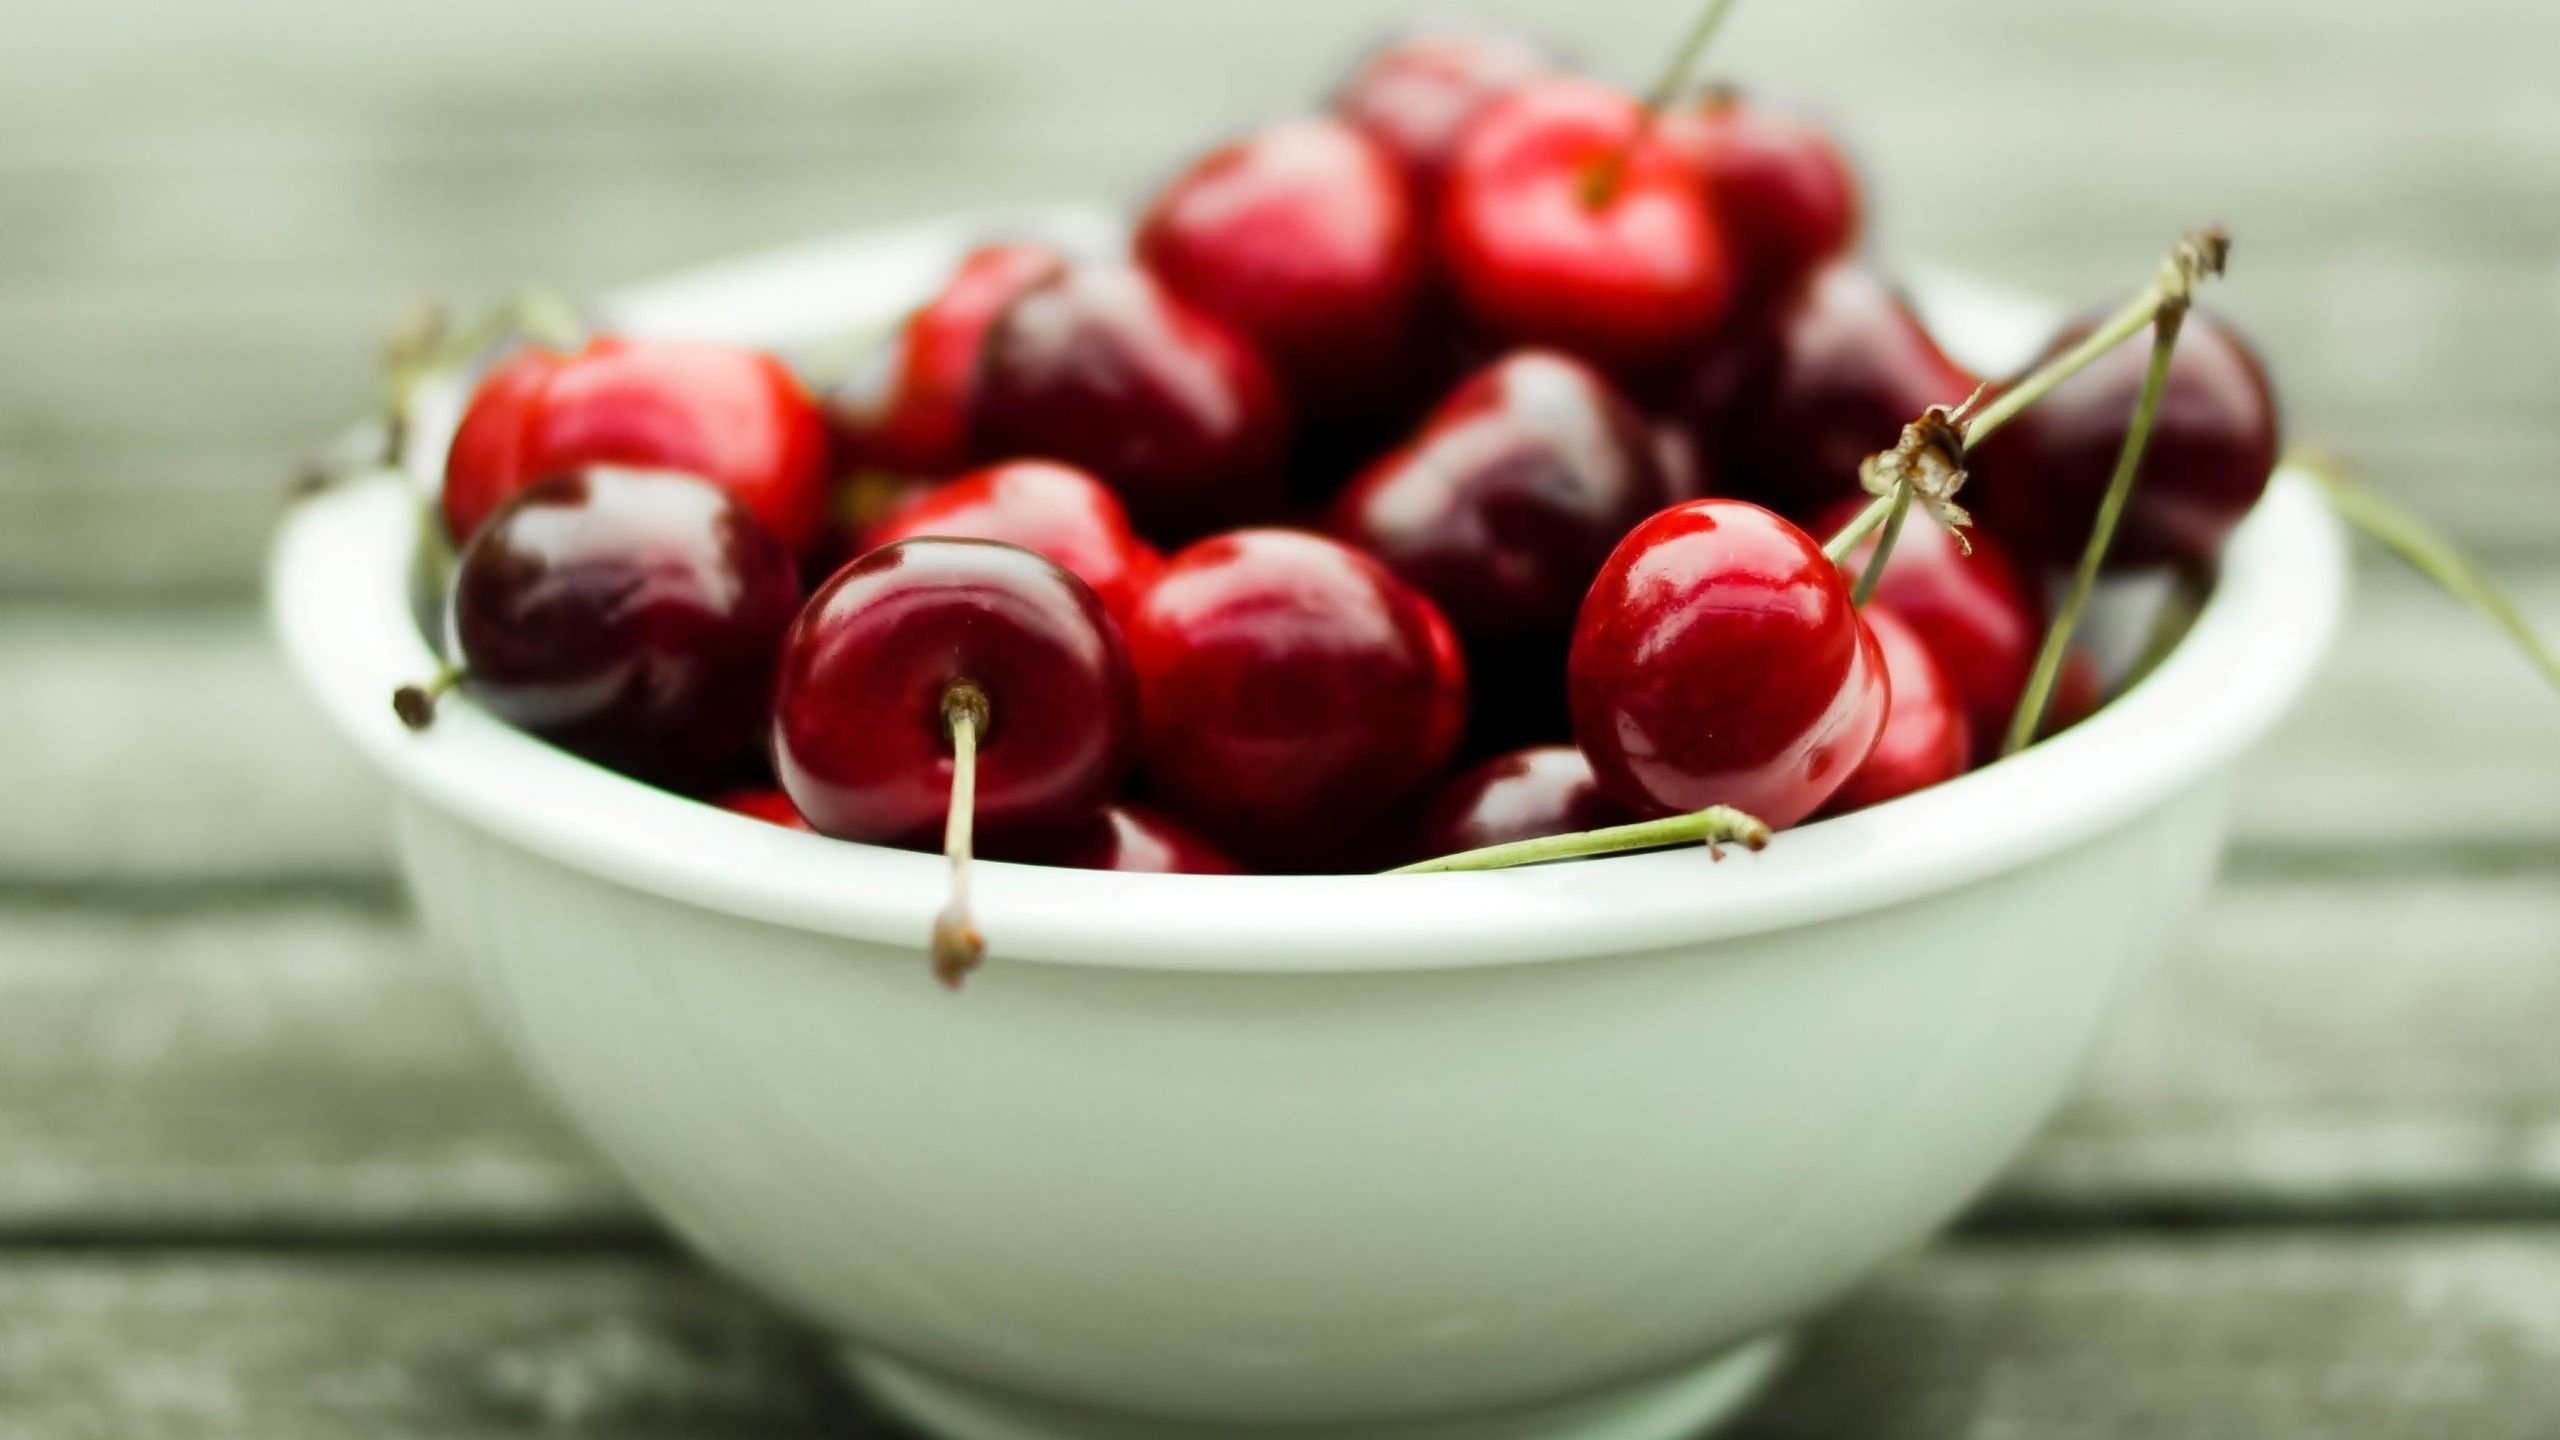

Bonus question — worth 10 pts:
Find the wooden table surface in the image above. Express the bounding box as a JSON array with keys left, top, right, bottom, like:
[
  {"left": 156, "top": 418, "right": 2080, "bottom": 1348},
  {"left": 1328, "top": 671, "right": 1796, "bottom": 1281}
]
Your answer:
[{"left": 6, "top": 1, "right": 2558, "bottom": 1434}]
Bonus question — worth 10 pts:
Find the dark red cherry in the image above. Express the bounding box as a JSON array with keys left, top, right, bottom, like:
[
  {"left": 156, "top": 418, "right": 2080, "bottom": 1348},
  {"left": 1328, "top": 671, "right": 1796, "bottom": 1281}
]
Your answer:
[
  {"left": 442, "top": 336, "right": 830, "bottom": 555},
  {"left": 440, "top": 468, "right": 803, "bottom": 788},
  {"left": 1659, "top": 88, "right": 1860, "bottom": 294},
  {"left": 1127, "top": 530, "right": 1467, "bottom": 871},
  {"left": 1440, "top": 77, "right": 1735, "bottom": 374},
  {"left": 772, "top": 538, "right": 1135, "bottom": 847},
  {"left": 1681, "top": 264, "right": 1976, "bottom": 522},
  {"left": 1815, "top": 499, "right": 2040, "bottom": 760},
  {"left": 2048, "top": 651, "right": 2107, "bottom": 735},
  {"left": 987, "top": 804, "right": 1245, "bottom": 875},
  {"left": 1407, "top": 745, "right": 1629, "bottom": 862},
  {"left": 1138, "top": 116, "right": 1426, "bottom": 420},
  {"left": 718, "top": 788, "right": 814, "bottom": 831},
  {"left": 1331, "top": 19, "right": 1557, "bottom": 199},
  {"left": 863, "top": 460, "right": 1159, "bottom": 625},
  {"left": 1819, "top": 606, "right": 1966, "bottom": 817},
  {"left": 1967, "top": 307, "right": 2280, "bottom": 570},
  {"left": 1330, "top": 350, "right": 1669, "bottom": 643},
  {"left": 971, "top": 262, "right": 1289, "bottom": 542},
  {"left": 826, "top": 241, "right": 1065, "bottom": 478},
  {"left": 1569, "top": 499, "right": 1888, "bottom": 827}
]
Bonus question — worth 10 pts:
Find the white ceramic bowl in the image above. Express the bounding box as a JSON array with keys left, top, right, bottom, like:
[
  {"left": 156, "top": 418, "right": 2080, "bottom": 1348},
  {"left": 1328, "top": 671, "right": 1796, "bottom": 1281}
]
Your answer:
[{"left": 271, "top": 210, "right": 2348, "bottom": 1440}]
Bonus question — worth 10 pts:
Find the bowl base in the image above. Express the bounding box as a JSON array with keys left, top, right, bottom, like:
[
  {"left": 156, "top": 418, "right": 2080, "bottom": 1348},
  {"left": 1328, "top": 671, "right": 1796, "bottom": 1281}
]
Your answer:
[{"left": 842, "top": 1336, "right": 1790, "bottom": 1440}]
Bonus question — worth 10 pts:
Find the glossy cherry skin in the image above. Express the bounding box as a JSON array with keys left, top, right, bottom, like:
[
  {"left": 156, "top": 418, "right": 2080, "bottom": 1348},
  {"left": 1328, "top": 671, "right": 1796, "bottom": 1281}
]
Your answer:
[
  {"left": 1659, "top": 90, "right": 1860, "bottom": 294},
  {"left": 1681, "top": 264, "right": 1976, "bottom": 522},
  {"left": 443, "top": 336, "right": 830, "bottom": 555},
  {"left": 863, "top": 461, "right": 1159, "bottom": 625},
  {"left": 1407, "top": 744, "right": 1628, "bottom": 862},
  {"left": 1967, "top": 307, "right": 2281, "bottom": 571},
  {"left": 1330, "top": 350, "right": 1667, "bottom": 641},
  {"left": 826, "top": 241, "right": 1064, "bottom": 477},
  {"left": 1819, "top": 606, "right": 1967, "bottom": 816},
  {"left": 773, "top": 539, "right": 1136, "bottom": 846},
  {"left": 1331, "top": 19, "right": 1557, "bottom": 199},
  {"left": 971, "top": 262, "right": 1290, "bottom": 542},
  {"left": 1127, "top": 530, "right": 1468, "bottom": 871},
  {"left": 1568, "top": 499, "right": 1889, "bottom": 827},
  {"left": 986, "top": 804, "right": 1245, "bottom": 875},
  {"left": 1440, "top": 78, "right": 1735, "bottom": 375},
  {"left": 718, "top": 787, "right": 814, "bottom": 831},
  {"left": 1816, "top": 499, "right": 2040, "bottom": 760},
  {"left": 1138, "top": 116, "right": 1425, "bottom": 420},
  {"left": 447, "top": 468, "right": 803, "bottom": 789}
]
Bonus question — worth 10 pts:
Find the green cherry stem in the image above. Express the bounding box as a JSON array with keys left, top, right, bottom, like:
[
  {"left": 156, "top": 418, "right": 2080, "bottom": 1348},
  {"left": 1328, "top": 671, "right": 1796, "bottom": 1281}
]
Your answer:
[
  {"left": 2001, "top": 303, "right": 2191, "bottom": 756},
  {"left": 1388, "top": 805, "right": 1772, "bottom": 874},
  {"left": 1848, "top": 481, "right": 1912, "bottom": 608},
  {"left": 930, "top": 682, "right": 991, "bottom": 990},
  {"left": 1582, "top": 0, "right": 1745, "bottom": 206}
]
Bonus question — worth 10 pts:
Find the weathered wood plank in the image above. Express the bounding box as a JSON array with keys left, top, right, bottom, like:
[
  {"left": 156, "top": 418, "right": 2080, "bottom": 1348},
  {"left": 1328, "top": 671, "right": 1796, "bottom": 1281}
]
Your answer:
[
  {"left": 2, "top": 872, "right": 2553, "bottom": 1241},
  {"left": 1, "top": 566, "right": 2548, "bottom": 889},
  {"left": 11, "top": 1231, "right": 2560, "bottom": 1438},
  {"left": 3, "top": 0, "right": 2555, "bottom": 596}
]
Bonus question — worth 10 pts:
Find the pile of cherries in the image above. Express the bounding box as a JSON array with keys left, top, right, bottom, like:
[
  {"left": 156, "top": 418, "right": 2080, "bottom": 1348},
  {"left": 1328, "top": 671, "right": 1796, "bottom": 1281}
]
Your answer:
[{"left": 398, "top": 11, "right": 2280, "bottom": 981}]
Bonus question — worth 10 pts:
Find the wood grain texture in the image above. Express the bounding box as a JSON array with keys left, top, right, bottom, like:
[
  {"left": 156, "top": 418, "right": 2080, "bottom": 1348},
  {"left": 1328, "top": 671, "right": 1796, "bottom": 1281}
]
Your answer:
[
  {"left": 2, "top": 874, "right": 2553, "bottom": 1242},
  {"left": 13, "top": 1231, "right": 2560, "bottom": 1438},
  {"left": 4, "top": 0, "right": 2555, "bottom": 596}
]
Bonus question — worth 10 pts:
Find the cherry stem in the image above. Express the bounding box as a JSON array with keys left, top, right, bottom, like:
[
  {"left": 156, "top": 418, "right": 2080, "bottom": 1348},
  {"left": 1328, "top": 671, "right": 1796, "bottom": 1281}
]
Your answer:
[
  {"left": 1821, "top": 492, "right": 1896, "bottom": 566},
  {"left": 1848, "top": 481, "right": 1912, "bottom": 608},
  {"left": 1387, "top": 804, "right": 1772, "bottom": 875},
  {"left": 2000, "top": 304, "right": 2190, "bottom": 756},
  {"left": 1582, "top": 0, "right": 1745, "bottom": 208},
  {"left": 391, "top": 665, "right": 465, "bottom": 732},
  {"left": 377, "top": 287, "right": 585, "bottom": 468},
  {"left": 930, "top": 681, "right": 991, "bottom": 989}
]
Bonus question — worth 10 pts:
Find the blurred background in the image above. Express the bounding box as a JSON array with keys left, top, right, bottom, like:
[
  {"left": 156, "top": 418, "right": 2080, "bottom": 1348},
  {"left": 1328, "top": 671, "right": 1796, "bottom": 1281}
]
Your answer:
[{"left": 5, "top": 0, "right": 2559, "bottom": 1433}]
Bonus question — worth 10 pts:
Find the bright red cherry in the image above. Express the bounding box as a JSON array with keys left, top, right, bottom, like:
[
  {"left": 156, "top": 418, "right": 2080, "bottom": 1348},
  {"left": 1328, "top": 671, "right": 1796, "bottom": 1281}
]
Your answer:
[
  {"left": 1138, "top": 116, "right": 1426, "bottom": 420},
  {"left": 718, "top": 788, "right": 814, "bottom": 831},
  {"left": 826, "top": 241, "right": 1065, "bottom": 478},
  {"left": 442, "top": 336, "right": 830, "bottom": 555},
  {"left": 863, "top": 461, "right": 1159, "bottom": 625},
  {"left": 971, "top": 262, "right": 1290, "bottom": 542},
  {"left": 1681, "top": 264, "right": 1976, "bottom": 522},
  {"left": 1967, "top": 307, "right": 2281, "bottom": 570},
  {"left": 987, "top": 804, "right": 1244, "bottom": 875},
  {"left": 1331, "top": 19, "right": 1557, "bottom": 199},
  {"left": 1330, "top": 350, "right": 1668, "bottom": 643},
  {"left": 1819, "top": 606, "right": 1966, "bottom": 816},
  {"left": 416, "top": 468, "right": 803, "bottom": 790},
  {"left": 773, "top": 538, "right": 1135, "bottom": 848},
  {"left": 1816, "top": 499, "right": 2040, "bottom": 760},
  {"left": 1407, "top": 745, "right": 1628, "bottom": 862},
  {"left": 1440, "top": 78, "right": 1735, "bottom": 375},
  {"left": 1660, "top": 88, "right": 1860, "bottom": 294},
  {"left": 1569, "top": 499, "right": 1888, "bottom": 827},
  {"left": 1127, "top": 530, "right": 1467, "bottom": 871}
]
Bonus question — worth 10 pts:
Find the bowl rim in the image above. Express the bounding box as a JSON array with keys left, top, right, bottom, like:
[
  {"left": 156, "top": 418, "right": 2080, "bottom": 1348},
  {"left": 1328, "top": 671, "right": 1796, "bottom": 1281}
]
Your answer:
[{"left": 268, "top": 207, "right": 2349, "bottom": 974}]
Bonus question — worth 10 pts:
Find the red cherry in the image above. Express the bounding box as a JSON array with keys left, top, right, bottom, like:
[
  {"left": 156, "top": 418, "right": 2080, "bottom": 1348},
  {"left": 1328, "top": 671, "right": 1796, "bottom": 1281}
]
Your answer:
[
  {"left": 863, "top": 461, "right": 1159, "bottom": 625},
  {"left": 432, "top": 468, "right": 803, "bottom": 789},
  {"left": 719, "top": 788, "right": 814, "bottom": 831},
  {"left": 1659, "top": 89, "right": 1860, "bottom": 293},
  {"left": 773, "top": 539, "right": 1136, "bottom": 847},
  {"left": 1681, "top": 264, "right": 1976, "bottom": 521},
  {"left": 1968, "top": 307, "right": 2280, "bottom": 570},
  {"left": 1440, "top": 78, "right": 1735, "bottom": 374},
  {"left": 2048, "top": 651, "right": 2107, "bottom": 734},
  {"left": 1407, "top": 744, "right": 1629, "bottom": 861},
  {"left": 1819, "top": 606, "right": 1966, "bottom": 816},
  {"left": 1331, "top": 20, "right": 1558, "bottom": 199},
  {"left": 442, "top": 336, "right": 830, "bottom": 555},
  {"left": 987, "top": 804, "right": 1245, "bottom": 875},
  {"left": 971, "top": 262, "right": 1290, "bottom": 541},
  {"left": 826, "top": 241, "right": 1065, "bottom": 477},
  {"left": 1138, "top": 116, "right": 1426, "bottom": 420},
  {"left": 1815, "top": 499, "right": 2040, "bottom": 760},
  {"left": 1568, "top": 499, "right": 1888, "bottom": 827},
  {"left": 1127, "top": 530, "right": 1468, "bottom": 871}
]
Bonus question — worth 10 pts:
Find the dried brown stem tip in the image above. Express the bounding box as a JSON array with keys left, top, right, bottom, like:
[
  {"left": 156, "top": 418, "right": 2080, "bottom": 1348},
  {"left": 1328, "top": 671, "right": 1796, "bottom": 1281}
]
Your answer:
[
  {"left": 391, "top": 685, "right": 440, "bottom": 731},
  {"left": 930, "top": 911, "right": 986, "bottom": 990},
  {"left": 1857, "top": 405, "right": 1974, "bottom": 542}
]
